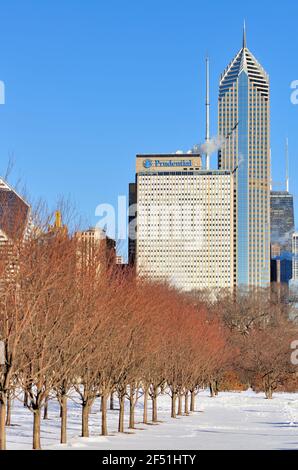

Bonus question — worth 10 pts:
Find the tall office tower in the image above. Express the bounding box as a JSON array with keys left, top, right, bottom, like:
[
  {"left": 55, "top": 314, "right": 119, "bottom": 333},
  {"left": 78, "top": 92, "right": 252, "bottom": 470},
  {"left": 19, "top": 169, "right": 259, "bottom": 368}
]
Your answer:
[
  {"left": 293, "top": 233, "right": 298, "bottom": 281},
  {"left": 218, "top": 26, "right": 271, "bottom": 287},
  {"left": 270, "top": 191, "right": 294, "bottom": 253},
  {"left": 289, "top": 233, "right": 298, "bottom": 318},
  {"left": 270, "top": 190, "right": 294, "bottom": 284},
  {"left": 129, "top": 154, "right": 234, "bottom": 291}
]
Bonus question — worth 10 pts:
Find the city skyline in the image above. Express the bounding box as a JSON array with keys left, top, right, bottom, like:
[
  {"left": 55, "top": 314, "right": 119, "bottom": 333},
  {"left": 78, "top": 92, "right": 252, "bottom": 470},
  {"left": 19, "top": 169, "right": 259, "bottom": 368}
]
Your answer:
[
  {"left": 0, "top": 2, "right": 298, "bottom": 454},
  {"left": 0, "top": 2, "right": 297, "bottom": 251}
]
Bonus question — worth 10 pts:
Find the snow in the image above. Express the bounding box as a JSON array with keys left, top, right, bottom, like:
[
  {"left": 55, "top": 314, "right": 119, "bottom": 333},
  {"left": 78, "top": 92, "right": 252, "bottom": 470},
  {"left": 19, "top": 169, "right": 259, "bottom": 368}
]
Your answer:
[{"left": 6, "top": 390, "right": 298, "bottom": 450}]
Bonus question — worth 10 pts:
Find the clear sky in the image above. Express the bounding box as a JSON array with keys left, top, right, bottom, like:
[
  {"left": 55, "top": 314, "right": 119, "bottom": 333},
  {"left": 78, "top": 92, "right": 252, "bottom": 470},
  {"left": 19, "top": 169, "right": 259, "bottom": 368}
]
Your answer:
[{"left": 0, "top": 0, "right": 297, "bottom": 252}]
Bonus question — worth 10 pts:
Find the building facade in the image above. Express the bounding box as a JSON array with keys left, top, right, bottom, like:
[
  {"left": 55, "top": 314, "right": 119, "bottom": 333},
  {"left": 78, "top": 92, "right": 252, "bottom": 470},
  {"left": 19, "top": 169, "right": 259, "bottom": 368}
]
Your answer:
[
  {"left": 270, "top": 191, "right": 294, "bottom": 253},
  {"left": 0, "top": 177, "right": 31, "bottom": 244},
  {"left": 0, "top": 177, "right": 31, "bottom": 280},
  {"left": 270, "top": 243, "right": 293, "bottom": 285},
  {"left": 128, "top": 182, "right": 137, "bottom": 266},
  {"left": 218, "top": 28, "right": 271, "bottom": 287},
  {"left": 75, "top": 227, "right": 116, "bottom": 272},
  {"left": 289, "top": 233, "right": 298, "bottom": 318},
  {"left": 270, "top": 190, "right": 294, "bottom": 284},
  {"left": 130, "top": 154, "right": 234, "bottom": 292},
  {"left": 293, "top": 233, "right": 298, "bottom": 281}
]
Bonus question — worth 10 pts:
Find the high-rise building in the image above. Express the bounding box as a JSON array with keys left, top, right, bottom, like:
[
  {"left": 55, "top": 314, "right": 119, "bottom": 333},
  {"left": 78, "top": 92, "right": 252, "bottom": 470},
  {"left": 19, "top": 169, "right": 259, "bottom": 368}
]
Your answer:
[
  {"left": 270, "top": 190, "right": 294, "bottom": 284},
  {"left": 270, "top": 191, "right": 294, "bottom": 253},
  {"left": 129, "top": 154, "right": 234, "bottom": 291},
  {"left": 292, "top": 233, "right": 298, "bottom": 281},
  {"left": 218, "top": 26, "right": 271, "bottom": 287},
  {"left": 289, "top": 233, "right": 298, "bottom": 318},
  {"left": 0, "top": 177, "right": 31, "bottom": 245}
]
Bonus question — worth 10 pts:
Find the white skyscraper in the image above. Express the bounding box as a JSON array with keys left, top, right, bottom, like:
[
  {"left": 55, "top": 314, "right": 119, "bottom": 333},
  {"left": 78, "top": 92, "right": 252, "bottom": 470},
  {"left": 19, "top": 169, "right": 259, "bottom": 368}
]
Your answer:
[
  {"left": 292, "top": 232, "right": 298, "bottom": 281},
  {"left": 130, "top": 154, "right": 234, "bottom": 292},
  {"left": 289, "top": 232, "right": 298, "bottom": 319}
]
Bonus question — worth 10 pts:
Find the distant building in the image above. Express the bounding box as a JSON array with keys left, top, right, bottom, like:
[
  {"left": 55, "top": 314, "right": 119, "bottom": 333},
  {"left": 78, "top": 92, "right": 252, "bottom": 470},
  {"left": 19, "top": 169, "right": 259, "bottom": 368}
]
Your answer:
[
  {"left": 75, "top": 227, "right": 116, "bottom": 273},
  {"left": 270, "top": 191, "right": 295, "bottom": 284},
  {"left": 0, "top": 178, "right": 31, "bottom": 279},
  {"left": 289, "top": 232, "right": 298, "bottom": 318},
  {"left": 292, "top": 233, "right": 298, "bottom": 281},
  {"left": 0, "top": 177, "right": 31, "bottom": 244},
  {"left": 270, "top": 191, "right": 294, "bottom": 252},
  {"left": 128, "top": 183, "right": 137, "bottom": 266},
  {"left": 115, "top": 255, "right": 125, "bottom": 265},
  {"left": 270, "top": 244, "right": 292, "bottom": 284},
  {"left": 129, "top": 154, "right": 234, "bottom": 291}
]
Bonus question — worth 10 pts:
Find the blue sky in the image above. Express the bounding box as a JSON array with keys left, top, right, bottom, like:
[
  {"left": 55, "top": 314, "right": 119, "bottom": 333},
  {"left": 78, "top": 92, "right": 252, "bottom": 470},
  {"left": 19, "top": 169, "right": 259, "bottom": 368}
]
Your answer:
[{"left": 0, "top": 0, "right": 297, "bottom": 251}]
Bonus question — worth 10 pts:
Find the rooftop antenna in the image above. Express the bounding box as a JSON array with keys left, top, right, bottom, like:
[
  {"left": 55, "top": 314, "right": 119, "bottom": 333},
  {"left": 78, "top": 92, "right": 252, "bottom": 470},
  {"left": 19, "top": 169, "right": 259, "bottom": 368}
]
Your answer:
[
  {"left": 205, "top": 56, "right": 210, "bottom": 170},
  {"left": 243, "top": 20, "right": 247, "bottom": 49},
  {"left": 286, "top": 137, "right": 289, "bottom": 192}
]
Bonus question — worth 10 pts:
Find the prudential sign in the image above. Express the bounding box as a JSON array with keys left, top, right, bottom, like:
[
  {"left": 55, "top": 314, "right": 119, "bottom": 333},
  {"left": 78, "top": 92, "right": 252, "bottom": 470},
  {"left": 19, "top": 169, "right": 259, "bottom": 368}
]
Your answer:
[{"left": 143, "top": 159, "right": 193, "bottom": 169}]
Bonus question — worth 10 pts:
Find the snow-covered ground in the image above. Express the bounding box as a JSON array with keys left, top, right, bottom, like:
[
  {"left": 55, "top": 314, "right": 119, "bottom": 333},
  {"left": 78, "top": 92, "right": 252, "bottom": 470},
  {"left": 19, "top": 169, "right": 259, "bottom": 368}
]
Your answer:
[{"left": 6, "top": 390, "right": 298, "bottom": 450}]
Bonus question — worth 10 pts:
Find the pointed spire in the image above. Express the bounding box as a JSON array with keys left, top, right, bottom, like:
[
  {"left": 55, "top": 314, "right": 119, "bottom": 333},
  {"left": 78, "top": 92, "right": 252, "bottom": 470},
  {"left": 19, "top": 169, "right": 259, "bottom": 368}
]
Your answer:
[
  {"left": 243, "top": 20, "right": 247, "bottom": 49},
  {"left": 285, "top": 137, "right": 289, "bottom": 192}
]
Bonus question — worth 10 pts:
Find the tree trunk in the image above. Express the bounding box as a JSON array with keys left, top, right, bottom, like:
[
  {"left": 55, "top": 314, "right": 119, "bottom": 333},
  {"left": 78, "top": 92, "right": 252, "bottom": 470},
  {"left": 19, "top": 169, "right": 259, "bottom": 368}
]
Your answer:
[
  {"left": 129, "top": 387, "right": 135, "bottom": 429},
  {"left": 184, "top": 391, "right": 189, "bottom": 415},
  {"left": 33, "top": 409, "right": 41, "bottom": 450},
  {"left": 118, "top": 394, "right": 125, "bottom": 433},
  {"left": 190, "top": 390, "right": 196, "bottom": 412},
  {"left": 143, "top": 387, "right": 148, "bottom": 424},
  {"left": 23, "top": 390, "right": 28, "bottom": 407},
  {"left": 82, "top": 403, "right": 90, "bottom": 437},
  {"left": 43, "top": 396, "right": 49, "bottom": 420},
  {"left": 6, "top": 392, "right": 11, "bottom": 426},
  {"left": 0, "top": 395, "right": 7, "bottom": 450},
  {"left": 101, "top": 394, "right": 108, "bottom": 436},
  {"left": 177, "top": 393, "right": 183, "bottom": 416},
  {"left": 171, "top": 392, "right": 177, "bottom": 418},
  {"left": 60, "top": 395, "right": 67, "bottom": 444},
  {"left": 264, "top": 376, "right": 273, "bottom": 400},
  {"left": 209, "top": 381, "right": 216, "bottom": 398},
  {"left": 152, "top": 387, "right": 158, "bottom": 422},
  {"left": 265, "top": 386, "right": 273, "bottom": 399},
  {"left": 110, "top": 392, "right": 114, "bottom": 410}
]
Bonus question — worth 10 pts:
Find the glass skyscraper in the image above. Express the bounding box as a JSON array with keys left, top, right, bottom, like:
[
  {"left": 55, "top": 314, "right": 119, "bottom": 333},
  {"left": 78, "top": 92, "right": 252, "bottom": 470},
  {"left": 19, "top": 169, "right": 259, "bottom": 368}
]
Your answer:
[
  {"left": 270, "top": 190, "right": 294, "bottom": 284},
  {"left": 218, "top": 27, "right": 270, "bottom": 287},
  {"left": 270, "top": 191, "right": 294, "bottom": 253}
]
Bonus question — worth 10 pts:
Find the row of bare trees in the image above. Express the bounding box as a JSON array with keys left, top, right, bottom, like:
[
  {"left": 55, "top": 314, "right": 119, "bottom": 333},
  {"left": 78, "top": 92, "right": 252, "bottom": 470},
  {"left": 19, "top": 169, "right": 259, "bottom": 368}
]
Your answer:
[
  {"left": 207, "top": 287, "right": 298, "bottom": 399},
  {"left": 0, "top": 212, "right": 297, "bottom": 450},
  {"left": 0, "top": 222, "right": 230, "bottom": 450}
]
